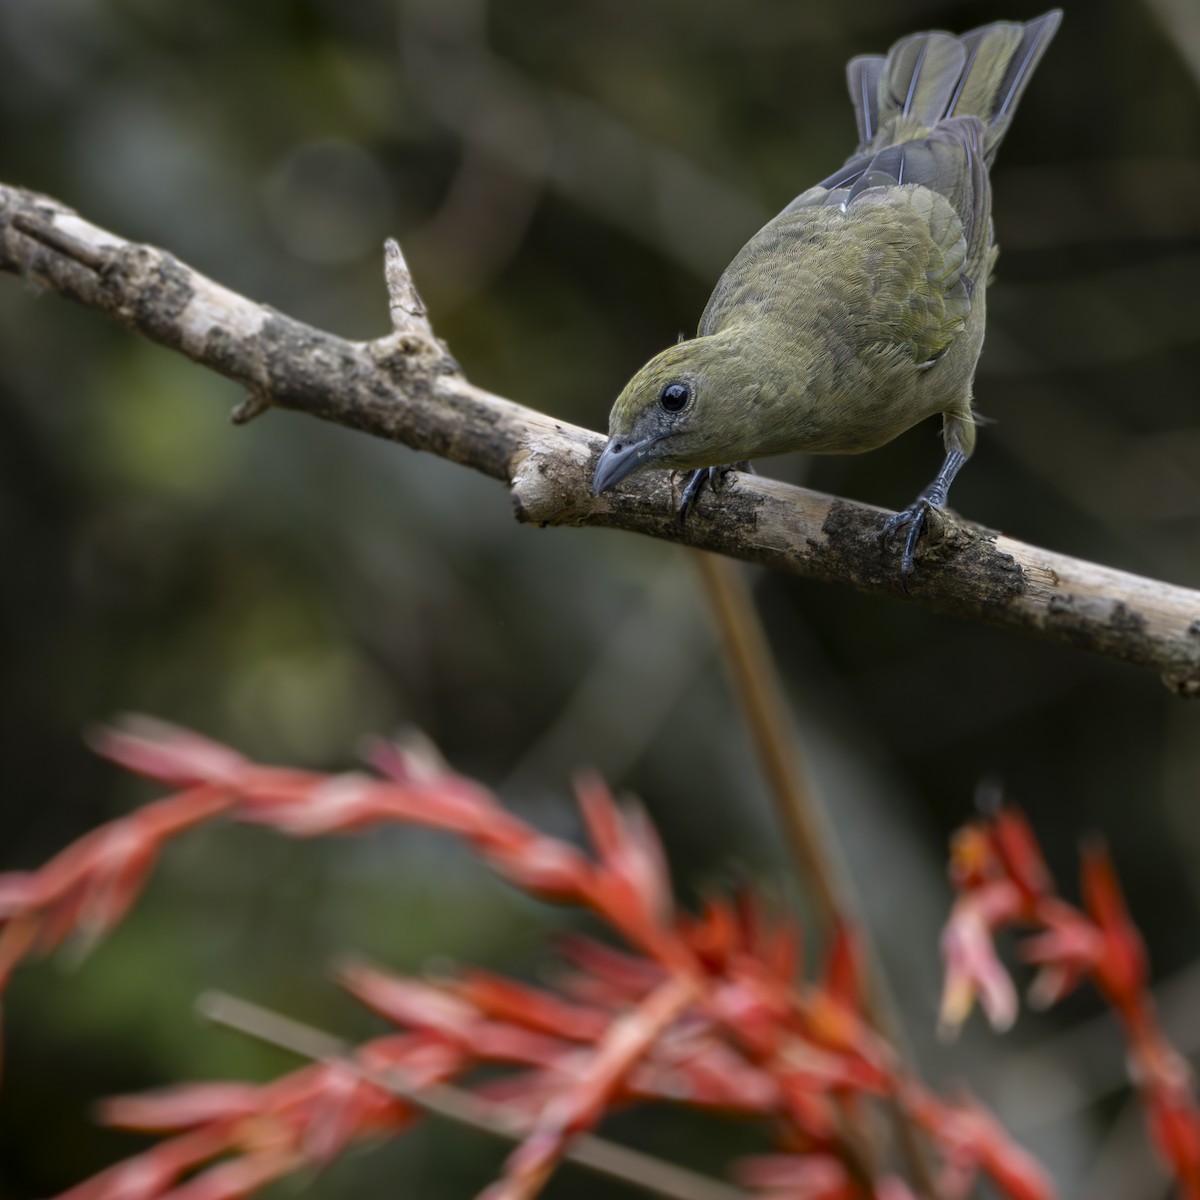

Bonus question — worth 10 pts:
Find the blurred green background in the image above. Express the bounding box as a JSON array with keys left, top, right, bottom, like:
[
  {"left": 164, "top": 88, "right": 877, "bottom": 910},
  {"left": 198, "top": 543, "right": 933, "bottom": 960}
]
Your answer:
[{"left": 2, "top": 0, "right": 1199, "bottom": 1197}]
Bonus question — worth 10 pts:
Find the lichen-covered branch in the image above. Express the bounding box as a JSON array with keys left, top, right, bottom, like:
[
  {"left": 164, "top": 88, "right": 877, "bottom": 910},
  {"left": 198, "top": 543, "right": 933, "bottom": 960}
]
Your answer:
[{"left": 2, "top": 181, "right": 1198, "bottom": 695}]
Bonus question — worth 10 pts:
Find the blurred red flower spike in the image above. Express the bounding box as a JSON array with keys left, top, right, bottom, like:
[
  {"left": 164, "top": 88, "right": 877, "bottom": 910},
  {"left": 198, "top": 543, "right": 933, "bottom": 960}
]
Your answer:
[
  {"left": 156, "top": 1150, "right": 300, "bottom": 1200},
  {"left": 788, "top": 1031, "right": 891, "bottom": 1094},
  {"left": 775, "top": 1078, "right": 841, "bottom": 1141},
  {"left": 798, "top": 991, "right": 894, "bottom": 1086},
  {"left": 0, "top": 916, "right": 38, "bottom": 995},
  {"left": 130, "top": 789, "right": 238, "bottom": 842},
  {"left": 474, "top": 1066, "right": 559, "bottom": 1113},
  {"left": 0, "top": 875, "right": 40, "bottom": 920},
  {"left": 1023, "top": 962, "right": 1083, "bottom": 1012},
  {"left": 553, "top": 933, "right": 665, "bottom": 1002},
  {"left": 300, "top": 1061, "right": 408, "bottom": 1164},
  {"left": 93, "top": 720, "right": 250, "bottom": 788},
  {"left": 356, "top": 1031, "right": 466, "bottom": 1085},
  {"left": 473, "top": 1023, "right": 579, "bottom": 1069},
  {"left": 822, "top": 923, "right": 864, "bottom": 1012},
  {"left": 732, "top": 888, "right": 781, "bottom": 966},
  {"left": 338, "top": 961, "right": 478, "bottom": 1039},
  {"left": 639, "top": 1032, "right": 780, "bottom": 1112},
  {"left": 959, "top": 1100, "right": 1057, "bottom": 1200},
  {"left": 716, "top": 891, "right": 801, "bottom": 984},
  {"left": 339, "top": 969, "right": 567, "bottom": 1069},
  {"left": 15, "top": 885, "right": 87, "bottom": 960},
  {"left": 362, "top": 733, "right": 450, "bottom": 787},
  {"left": 69, "top": 829, "right": 160, "bottom": 952},
  {"left": 1079, "top": 840, "right": 1126, "bottom": 929},
  {"left": 708, "top": 972, "right": 793, "bottom": 1058},
  {"left": 405, "top": 780, "right": 510, "bottom": 840},
  {"left": 54, "top": 1127, "right": 241, "bottom": 1200},
  {"left": 948, "top": 822, "right": 998, "bottom": 890},
  {"left": 734, "top": 1152, "right": 852, "bottom": 1198},
  {"left": 573, "top": 772, "right": 624, "bottom": 859},
  {"left": 938, "top": 892, "right": 1020, "bottom": 1036},
  {"left": 362, "top": 738, "right": 413, "bottom": 783},
  {"left": 450, "top": 971, "right": 610, "bottom": 1042},
  {"left": 575, "top": 774, "right": 672, "bottom": 928},
  {"left": 4, "top": 788, "right": 227, "bottom": 923},
  {"left": 98, "top": 1083, "right": 263, "bottom": 1132},
  {"left": 762, "top": 920, "right": 801, "bottom": 985},
  {"left": 487, "top": 976, "right": 698, "bottom": 1200},
  {"left": 248, "top": 773, "right": 397, "bottom": 836},
  {"left": 992, "top": 808, "right": 1054, "bottom": 903},
  {"left": 0, "top": 787, "right": 234, "bottom": 992},
  {"left": 1079, "top": 842, "right": 1148, "bottom": 1009},
  {"left": 1019, "top": 898, "right": 1102, "bottom": 1008},
  {"left": 910, "top": 1091, "right": 1056, "bottom": 1200},
  {"left": 12, "top": 727, "right": 1113, "bottom": 1200},
  {"left": 737, "top": 1159, "right": 927, "bottom": 1200},
  {"left": 1146, "top": 1088, "right": 1200, "bottom": 1191},
  {"left": 684, "top": 898, "right": 739, "bottom": 970},
  {"left": 482, "top": 832, "right": 596, "bottom": 903},
  {"left": 874, "top": 1181, "right": 920, "bottom": 1200}
]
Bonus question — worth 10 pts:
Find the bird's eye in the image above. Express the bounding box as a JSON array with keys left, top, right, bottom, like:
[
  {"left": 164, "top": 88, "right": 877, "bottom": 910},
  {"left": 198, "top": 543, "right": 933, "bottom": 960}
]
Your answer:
[{"left": 659, "top": 381, "right": 690, "bottom": 412}]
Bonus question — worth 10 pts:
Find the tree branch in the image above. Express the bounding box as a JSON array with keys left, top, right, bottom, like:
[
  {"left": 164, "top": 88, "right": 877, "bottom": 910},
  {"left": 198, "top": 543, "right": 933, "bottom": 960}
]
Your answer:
[{"left": 3, "top": 181, "right": 1198, "bottom": 696}]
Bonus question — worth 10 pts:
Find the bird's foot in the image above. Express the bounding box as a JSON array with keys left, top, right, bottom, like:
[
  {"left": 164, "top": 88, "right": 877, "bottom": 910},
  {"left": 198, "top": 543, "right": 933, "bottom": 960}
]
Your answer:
[
  {"left": 676, "top": 461, "right": 752, "bottom": 523},
  {"left": 882, "top": 496, "right": 943, "bottom": 581},
  {"left": 883, "top": 444, "right": 966, "bottom": 581}
]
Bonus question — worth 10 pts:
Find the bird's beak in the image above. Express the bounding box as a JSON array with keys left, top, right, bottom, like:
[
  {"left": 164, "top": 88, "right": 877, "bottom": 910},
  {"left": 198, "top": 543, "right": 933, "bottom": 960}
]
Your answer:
[{"left": 592, "top": 435, "right": 656, "bottom": 495}]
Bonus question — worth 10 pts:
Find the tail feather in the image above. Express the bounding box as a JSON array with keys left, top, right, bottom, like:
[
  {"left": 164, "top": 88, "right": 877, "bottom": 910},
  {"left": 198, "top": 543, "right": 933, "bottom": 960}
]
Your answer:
[
  {"left": 945, "top": 25, "right": 1024, "bottom": 131},
  {"left": 886, "top": 32, "right": 966, "bottom": 125},
  {"left": 974, "top": 11, "right": 1062, "bottom": 157},
  {"left": 847, "top": 54, "right": 884, "bottom": 144},
  {"left": 850, "top": 10, "right": 1061, "bottom": 163}
]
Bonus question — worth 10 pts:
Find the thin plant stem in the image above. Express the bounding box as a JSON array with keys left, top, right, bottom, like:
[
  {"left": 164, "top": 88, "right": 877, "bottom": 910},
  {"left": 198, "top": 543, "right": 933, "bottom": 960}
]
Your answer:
[{"left": 689, "top": 549, "right": 940, "bottom": 1198}]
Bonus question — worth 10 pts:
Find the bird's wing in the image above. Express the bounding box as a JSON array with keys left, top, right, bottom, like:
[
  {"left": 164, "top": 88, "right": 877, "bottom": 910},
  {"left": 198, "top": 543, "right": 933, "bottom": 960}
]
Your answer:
[
  {"left": 701, "top": 120, "right": 985, "bottom": 364},
  {"left": 785, "top": 116, "right": 989, "bottom": 268},
  {"left": 700, "top": 177, "right": 974, "bottom": 369},
  {"left": 774, "top": 129, "right": 980, "bottom": 367},
  {"left": 844, "top": 184, "right": 974, "bottom": 366}
]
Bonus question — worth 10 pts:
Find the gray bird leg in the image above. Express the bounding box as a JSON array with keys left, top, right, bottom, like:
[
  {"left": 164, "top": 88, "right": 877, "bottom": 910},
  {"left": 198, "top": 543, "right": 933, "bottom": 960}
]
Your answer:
[
  {"left": 678, "top": 461, "right": 754, "bottom": 523},
  {"left": 884, "top": 420, "right": 971, "bottom": 577}
]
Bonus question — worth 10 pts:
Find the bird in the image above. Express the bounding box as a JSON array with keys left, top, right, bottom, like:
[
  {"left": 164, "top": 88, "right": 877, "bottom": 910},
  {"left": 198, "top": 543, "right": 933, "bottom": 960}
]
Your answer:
[{"left": 592, "top": 12, "right": 1062, "bottom": 577}]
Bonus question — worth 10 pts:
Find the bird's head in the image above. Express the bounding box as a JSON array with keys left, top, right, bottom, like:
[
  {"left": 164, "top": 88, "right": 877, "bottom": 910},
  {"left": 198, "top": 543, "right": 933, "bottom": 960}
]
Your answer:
[{"left": 592, "top": 334, "right": 760, "bottom": 495}]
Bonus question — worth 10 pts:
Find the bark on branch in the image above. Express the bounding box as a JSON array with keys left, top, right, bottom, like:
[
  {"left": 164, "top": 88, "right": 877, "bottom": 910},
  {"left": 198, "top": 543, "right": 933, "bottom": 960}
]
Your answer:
[{"left": 2, "top": 181, "right": 1198, "bottom": 696}]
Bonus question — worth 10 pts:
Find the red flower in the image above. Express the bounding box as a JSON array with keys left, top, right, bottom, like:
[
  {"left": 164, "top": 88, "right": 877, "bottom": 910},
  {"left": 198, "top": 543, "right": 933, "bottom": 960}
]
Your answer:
[
  {"left": 1078, "top": 842, "right": 1148, "bottom": 1016},
  {"left": 938, "top": 883, "right": 1023, "bottom": 1035}
]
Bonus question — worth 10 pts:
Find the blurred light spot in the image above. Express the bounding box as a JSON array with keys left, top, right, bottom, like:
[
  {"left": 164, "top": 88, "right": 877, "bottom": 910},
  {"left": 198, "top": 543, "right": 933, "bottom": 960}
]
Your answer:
[
  {"left": 262, "top": 139, "right": 392, "bottom": 265},
  {"left": 92, "top": 350, "right": 240, "bottom": 497},
  {"left": 995, "top": 1050, "right": 1091, "bottom": 1131},
  {"left": 0, "top": 0, "right": 104, "bottom": 94},
  {"left": 230, "top": 649, "right": 391, "bottom": 763},
  {"left": 69, "top": 90, "right": 242, "bottom": 257}
]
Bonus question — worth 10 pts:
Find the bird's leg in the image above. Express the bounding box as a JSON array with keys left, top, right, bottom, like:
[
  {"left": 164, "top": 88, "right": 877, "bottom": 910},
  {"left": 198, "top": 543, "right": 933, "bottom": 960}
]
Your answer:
[
  {"left": 678, "top": 461, "right": 753, "bottom": 523},
  {"left": 884, "top": 421, "right": 971, "bottom": 577}
]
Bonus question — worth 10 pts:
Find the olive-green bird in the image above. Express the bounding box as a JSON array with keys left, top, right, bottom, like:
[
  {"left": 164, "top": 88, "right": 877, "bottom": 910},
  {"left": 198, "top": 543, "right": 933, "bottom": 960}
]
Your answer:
[{"left": 593, "top": 12, "right": 1061, "bottom": 575}]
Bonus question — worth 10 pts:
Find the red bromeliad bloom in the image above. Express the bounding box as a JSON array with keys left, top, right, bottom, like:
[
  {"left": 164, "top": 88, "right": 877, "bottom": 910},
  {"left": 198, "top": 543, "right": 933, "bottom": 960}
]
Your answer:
[
  {"left": 0, "top": 721, "right": 1163, "bottom": 1200},
  {"left": 940, "top": 806, "right": 1200, "bottom": 1200},
  {"left": 938, "top": 807, "right": 1055, "bottom": 1036}
]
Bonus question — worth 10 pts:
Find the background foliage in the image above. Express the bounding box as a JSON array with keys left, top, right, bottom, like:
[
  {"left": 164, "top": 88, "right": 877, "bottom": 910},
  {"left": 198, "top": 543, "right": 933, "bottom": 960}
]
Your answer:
[{"left": 1, "top": 1, "right": 1198, "bottom": 1197}]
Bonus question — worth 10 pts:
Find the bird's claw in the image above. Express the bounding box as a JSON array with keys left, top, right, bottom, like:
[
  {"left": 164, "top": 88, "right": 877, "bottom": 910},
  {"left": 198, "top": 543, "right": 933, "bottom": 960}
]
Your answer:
[
  {"left": 678, "top": 467, "right": 717, "bottom": 522},
  {"left": 676, "top": 462, "right": 752, "bottom": 524},
  {"left": 882, "top": 499, "right": 936, "bottom": 581}
]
